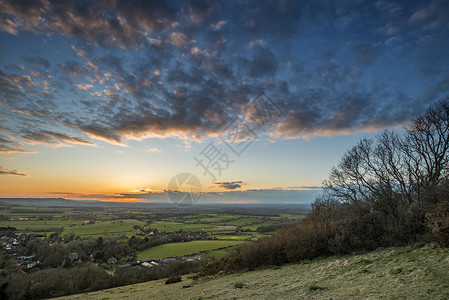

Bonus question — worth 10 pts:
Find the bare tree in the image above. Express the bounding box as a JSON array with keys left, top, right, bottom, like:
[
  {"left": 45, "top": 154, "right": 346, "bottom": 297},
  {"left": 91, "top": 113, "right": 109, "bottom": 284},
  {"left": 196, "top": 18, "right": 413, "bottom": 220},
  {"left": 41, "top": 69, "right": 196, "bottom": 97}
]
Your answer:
[{"left": 317, "top": 99, "right": 449, "bottom": 237}]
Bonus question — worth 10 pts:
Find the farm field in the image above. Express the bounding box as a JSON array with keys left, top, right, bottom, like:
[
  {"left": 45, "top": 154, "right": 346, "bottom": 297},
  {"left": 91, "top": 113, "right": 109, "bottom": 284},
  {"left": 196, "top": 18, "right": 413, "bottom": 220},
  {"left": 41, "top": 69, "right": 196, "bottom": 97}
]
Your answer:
[
  {"left": 62, "top": 219, "right": 146, "bottom": 237},
  {"left": 136, "top": 240, "right": 245, "bottom": 259},
  {"left": 148, "top": 220, "right": 219, "bottom": 232}
]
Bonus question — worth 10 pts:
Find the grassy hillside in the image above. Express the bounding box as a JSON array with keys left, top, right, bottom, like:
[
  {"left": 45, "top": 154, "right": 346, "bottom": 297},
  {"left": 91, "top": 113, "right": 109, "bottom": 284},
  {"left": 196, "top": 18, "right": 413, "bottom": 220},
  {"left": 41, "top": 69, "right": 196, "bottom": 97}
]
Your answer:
[{"left": 57, "top": 244, "right": 449, "bottom": 299}]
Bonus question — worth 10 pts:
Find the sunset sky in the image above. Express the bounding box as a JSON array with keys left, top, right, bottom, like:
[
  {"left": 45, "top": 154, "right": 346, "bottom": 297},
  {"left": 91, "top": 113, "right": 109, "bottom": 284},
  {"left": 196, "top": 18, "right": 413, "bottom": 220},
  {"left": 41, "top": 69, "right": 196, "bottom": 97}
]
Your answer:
[{"left": 1, "top": 0, "right": 448, "bottom": 204}]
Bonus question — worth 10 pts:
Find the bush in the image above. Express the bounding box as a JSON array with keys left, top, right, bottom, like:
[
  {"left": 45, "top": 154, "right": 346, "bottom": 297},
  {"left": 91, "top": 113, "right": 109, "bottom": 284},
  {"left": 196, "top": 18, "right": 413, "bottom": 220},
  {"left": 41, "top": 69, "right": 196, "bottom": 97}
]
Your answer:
[
  {"left": 308, "top": 284, "right": 325, "bottom": 291},
  {"left": 199, "top": 201, "right": 403, "bottom": 276},
  {"left": 165, "top": 274, "right": 182, "bottom": 285},
  {"left": 233, "top": 282, "right": 245, "bottom": 289},
  {"left": 426, "top": 201, "right": 449, "bottom": 247}
]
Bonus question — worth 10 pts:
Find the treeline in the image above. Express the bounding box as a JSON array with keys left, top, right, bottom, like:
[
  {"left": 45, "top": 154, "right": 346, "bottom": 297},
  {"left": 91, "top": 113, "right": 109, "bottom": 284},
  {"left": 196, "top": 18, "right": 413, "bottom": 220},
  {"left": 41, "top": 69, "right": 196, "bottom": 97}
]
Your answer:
[{"left": 200, "top": 99, "right": 449, "bottom": 275}]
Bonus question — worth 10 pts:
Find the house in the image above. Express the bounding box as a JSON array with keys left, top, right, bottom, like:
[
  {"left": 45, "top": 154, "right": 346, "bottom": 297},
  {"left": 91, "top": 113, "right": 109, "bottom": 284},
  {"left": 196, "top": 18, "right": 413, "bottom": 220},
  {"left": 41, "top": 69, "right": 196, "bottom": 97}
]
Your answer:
[
  {"left": 67, "top": 252, "right": 79, "bottom": 263},
  {"left": 107, "top": 257, "right": 118, "bottom": 264}
]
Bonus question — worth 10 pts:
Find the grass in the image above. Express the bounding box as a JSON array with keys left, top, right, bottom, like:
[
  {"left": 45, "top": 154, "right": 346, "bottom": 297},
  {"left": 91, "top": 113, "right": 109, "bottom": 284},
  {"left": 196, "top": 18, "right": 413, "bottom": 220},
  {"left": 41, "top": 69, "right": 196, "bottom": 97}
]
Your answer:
[
  {"left": 240, "top": 220, "right": 277, "bottom": 231},
  {"left": 210, "top": 234, "right": 253, "bottom": 240},
  {"left": 57, "top": 244, "right": 449, "bottom": 300},
  {"left": 137, "top": 240, "right": 244, "bottom": 260},
  {"left": 62, "top": 219, "right": 145, "bottom": 237},
  {"left": 279, "top": 214, "right": 306, "bottom": 220},
  {"left": 219, "top": 217, "right": 264, "bottom": 226},
  {"left": 0, "top": 219, "right": 77, "bottom": 231},
  {"left": 203, "top": 247, "right": 235, "bottom": 258},
  {"left": 149, "top": 221, "right": 218, "bottom": 232}
]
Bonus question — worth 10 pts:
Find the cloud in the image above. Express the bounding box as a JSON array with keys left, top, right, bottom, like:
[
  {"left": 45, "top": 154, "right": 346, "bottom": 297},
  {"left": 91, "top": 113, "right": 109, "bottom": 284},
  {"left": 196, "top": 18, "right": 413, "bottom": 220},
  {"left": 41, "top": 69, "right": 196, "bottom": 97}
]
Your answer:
[
  {"left": 0, "top": 0, "right": 178, "bottom": 48},
  {"left": 62, "top": 61, "right": 83, "bottom": 76},
  {"left": 211, "top": 20, "right": 226, "bottom": 31},
  {"left": 247, "top": 47, "right": 277, "bottom": 78},
  {"left": 74, "top": 83, "right": 93, "bottom": 91},
  {"left": 0, "top": 0, "right": 48, "bottom": 35},
  {"left": 0, "top": 165, "right": 28, "bottom": 176},
  {"left": 0, "top": 135, "right": 35, "bottom": 154},
  {"left": 188, "top": 0, "right": 217, "bottom": 24},
  {"left": 146, "top": 147, "right": 161, "bottom": 153},
  {"left": 409, "top": 0, "right": 449, "bottom": 31},
  {"left": 21, "top": 130, "right": 94, "bottom": 146},
  {"left": 0, "top": 0, "right": 448, "bottom": 150},
  {"left": 168, "top": 32, "right": 189, "bottom": 48},
  {"left": 80, "top": 123, "right": 123, "bottom": 145},
  {"left": 346, "top": 41, "right": 382, "bottom": 65},
  {"left": 212, "top": 181, "right": 244, "bottom": 190},
  {"left": 21, "top": 55, "right": 51, "bottom": 69}
]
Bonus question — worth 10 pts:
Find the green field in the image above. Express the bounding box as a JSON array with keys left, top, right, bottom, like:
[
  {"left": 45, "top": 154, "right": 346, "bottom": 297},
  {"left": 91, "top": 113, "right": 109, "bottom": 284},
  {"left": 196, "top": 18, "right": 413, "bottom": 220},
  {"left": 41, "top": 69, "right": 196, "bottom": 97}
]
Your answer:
[
  {"left": 0, "top": 219, "right": 78, "bottom": 230},
  {"left": 149, "top": 220, "right": 219, "bottom": 232},
  {"left": 279, "top": 213, "right": 306, "bottom": 220},
  {"left": 204, "top": 247, "right": 236, "bottom": 258},
  {"left": 62, "top": 219, "right": 145, "bottom": 237},
  {"left": 240, "top": 220, "right": 277, "bottom": 231},
  {"left": 137, "top": 240, "right": 244, "bottom": 259},
  {"left": 216, "top": 217, "right": 264, "bottom": 226},
  {"left": 211, "top": 234, "right": 253, "bottom": 240},
  {"left": 58, "top": 245, "right": 449, "bottom": 300}
]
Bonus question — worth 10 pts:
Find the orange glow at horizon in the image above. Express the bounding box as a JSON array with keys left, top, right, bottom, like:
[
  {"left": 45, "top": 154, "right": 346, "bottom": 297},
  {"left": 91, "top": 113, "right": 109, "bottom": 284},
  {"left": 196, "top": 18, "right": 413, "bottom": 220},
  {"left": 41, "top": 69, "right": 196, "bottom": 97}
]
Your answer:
[{"left": 104, "top": 198, "right": 144, "bottom": 203}]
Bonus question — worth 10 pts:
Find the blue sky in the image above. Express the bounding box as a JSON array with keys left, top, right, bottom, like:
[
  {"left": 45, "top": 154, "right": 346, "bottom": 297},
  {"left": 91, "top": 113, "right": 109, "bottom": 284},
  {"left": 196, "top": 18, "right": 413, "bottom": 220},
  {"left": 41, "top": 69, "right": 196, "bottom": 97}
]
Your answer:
[{"left": 0, "top": 0, "right": 448, "bottom": 205}]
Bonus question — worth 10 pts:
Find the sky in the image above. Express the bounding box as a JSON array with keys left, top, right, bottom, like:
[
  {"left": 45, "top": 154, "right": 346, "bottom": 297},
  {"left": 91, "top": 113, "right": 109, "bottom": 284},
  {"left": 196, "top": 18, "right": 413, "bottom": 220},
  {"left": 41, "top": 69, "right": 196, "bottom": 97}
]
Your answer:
[{"left": 0, "top": 0, "right": 448, "bottom": 205}]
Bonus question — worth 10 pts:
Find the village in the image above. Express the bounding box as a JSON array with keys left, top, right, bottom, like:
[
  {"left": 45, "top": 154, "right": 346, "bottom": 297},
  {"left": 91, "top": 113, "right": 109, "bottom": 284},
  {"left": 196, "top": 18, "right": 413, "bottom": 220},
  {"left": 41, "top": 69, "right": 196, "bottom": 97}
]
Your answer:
[{"left": 0, "top": 225, "right": 210, "bottom": 273}]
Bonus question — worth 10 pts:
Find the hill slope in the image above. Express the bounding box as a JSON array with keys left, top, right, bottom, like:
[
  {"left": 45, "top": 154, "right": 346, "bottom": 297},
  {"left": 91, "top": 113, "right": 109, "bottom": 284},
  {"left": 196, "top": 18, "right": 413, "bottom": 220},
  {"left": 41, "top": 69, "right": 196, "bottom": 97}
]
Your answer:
[{"left": 58, "top": 245, "right": 449, "bottom": 299}]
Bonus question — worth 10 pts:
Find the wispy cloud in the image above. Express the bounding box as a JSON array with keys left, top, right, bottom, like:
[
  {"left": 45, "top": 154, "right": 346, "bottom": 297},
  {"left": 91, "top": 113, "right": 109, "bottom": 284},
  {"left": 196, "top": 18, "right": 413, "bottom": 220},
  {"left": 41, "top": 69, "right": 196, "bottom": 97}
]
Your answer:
[
  {"left": 211, "top": 181, "right": 245, "bottom": 190},
  {"left": 146, "top": 147, "right": 161, "bottom": 153},
  {"left": 21, "top": 130, "right": 94, "bottom": 147},
  {"left": 0, "top": 165, "right": 28, "bottom": 176}
]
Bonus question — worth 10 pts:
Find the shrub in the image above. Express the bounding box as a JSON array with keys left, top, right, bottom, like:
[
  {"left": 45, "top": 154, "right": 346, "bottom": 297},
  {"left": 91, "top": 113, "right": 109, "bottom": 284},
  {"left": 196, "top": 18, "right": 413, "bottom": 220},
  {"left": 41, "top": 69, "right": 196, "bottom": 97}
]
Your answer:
[
  {"left": 200, "top": 201, "right": 400, "bottom": 276},
  {"left": 308, "top": 284, "right": 325, "bottom": 291},
  {"left": 165, "top": 274, "right": 182, "bottom": 285},
  {"left": 426, "top": 201, "right": 449, "bottom": 247},
  {"left": 233, "top": 282, "right": 245, "bottom": 289}
]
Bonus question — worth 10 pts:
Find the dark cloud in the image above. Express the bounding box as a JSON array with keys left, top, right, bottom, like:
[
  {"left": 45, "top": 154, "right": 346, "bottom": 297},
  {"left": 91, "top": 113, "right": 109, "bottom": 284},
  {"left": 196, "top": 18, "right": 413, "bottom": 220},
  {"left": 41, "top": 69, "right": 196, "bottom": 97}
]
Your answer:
[
  {"left": 188, "top": 0, "right": 218, "bottom": 24},
  {"left": 21, "top": 55, "right": 51, "bottom": 69},
  {"left": 0, "top": 135, "right": 34, "bottom": 154},
  {"left": 346, "top": 41, "right": 382, "bottom": 66},
  {"left": 247, "top": 47, "right": 277, "bottom": 78},
  {"left": 79, "top": 123, "right": 122, "bottom": 144},
  {"left": 0, "top": 0, "right": 178, "bottom": 48},
  {"left": 212, "top": 181, "right": 244, "bottom": 190},
  {"left": 0, "top": 0, "right": 48, "bottom": 34},
  {"left": 0, "top": 0, "right": 448, "bottom": 147},
  {"left": 0, "top": 165, "right": 28, "bottom": 176},
  {"left": 62, "top": 61, "right": 83, "bottom": 77},
  {"left": 409, "top": 0, "right": 449, "bottom": 31},
  {"left": 21, "top": 130, "right": 94, "bottom": 146}
]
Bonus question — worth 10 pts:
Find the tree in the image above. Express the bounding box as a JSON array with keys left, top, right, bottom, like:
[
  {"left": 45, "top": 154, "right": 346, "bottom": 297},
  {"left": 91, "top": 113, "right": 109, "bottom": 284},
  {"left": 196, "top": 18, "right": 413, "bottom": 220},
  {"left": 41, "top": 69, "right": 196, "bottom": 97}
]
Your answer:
[{"left": 317, "top": 99, "right": 449, "bottom": 240}]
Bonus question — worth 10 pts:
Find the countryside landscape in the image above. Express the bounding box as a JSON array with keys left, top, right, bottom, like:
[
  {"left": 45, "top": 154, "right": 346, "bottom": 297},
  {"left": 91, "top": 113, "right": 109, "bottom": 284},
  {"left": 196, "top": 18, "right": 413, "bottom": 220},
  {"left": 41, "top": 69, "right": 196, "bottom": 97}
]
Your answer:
[
  {"left": 1, "top": 0, "right": 449, "bottom": 299},
  {"left": 0, "top": 200, "right": 307, "bottom": 298}
]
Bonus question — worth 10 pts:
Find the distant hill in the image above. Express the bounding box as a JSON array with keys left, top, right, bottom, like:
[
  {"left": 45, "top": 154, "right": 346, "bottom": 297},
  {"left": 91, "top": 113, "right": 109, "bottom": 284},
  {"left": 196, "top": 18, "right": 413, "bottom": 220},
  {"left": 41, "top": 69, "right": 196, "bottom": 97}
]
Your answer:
[
  {"left": 0, "top": 201, "right": 11, "bottom": 207},
  {"left": 56, "top": 245, "right": 449, "bottom": 300},
  {"left": 0, "top": 198, "right": 143, "bottom": 207},
  {"left": 0, "top": 198, "right": 311, "bottom": 211}
]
